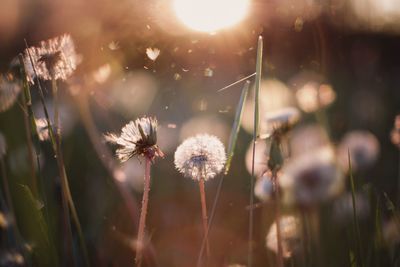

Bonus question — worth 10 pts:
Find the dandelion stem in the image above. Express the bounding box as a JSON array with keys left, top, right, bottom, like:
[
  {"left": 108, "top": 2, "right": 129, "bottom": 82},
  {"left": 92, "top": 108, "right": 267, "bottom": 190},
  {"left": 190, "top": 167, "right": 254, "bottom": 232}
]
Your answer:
[
  {"left": 198, "top": 178, "right": 210, "bottom": 262},
  {"left": 52, "top": 78, "right": 60, "bottom": 137},
  {"left": 248, "top": 35, "right": 263, "bottom": 267},
  {"left": 136, "top": 158, "right": 152, "bottom": 267}
]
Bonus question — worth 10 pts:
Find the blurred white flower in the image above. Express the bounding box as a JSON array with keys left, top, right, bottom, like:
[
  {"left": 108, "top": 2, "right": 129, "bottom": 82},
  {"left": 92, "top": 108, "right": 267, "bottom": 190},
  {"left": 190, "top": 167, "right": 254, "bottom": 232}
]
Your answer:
[
  {"left": 254, "top": 173, "right": 274, "bottom": 202},
  {"left": 0, "top": 75, "right": 21, "bottom": 112},
  {"left": 266, "top": 215, "right": 301, "bottom": 258},
  {"left": 280, "top": 146, "right": 345, "bottom": 207},
  {"left": 146, "top": 47, "right": 160, "bottom": 61},
  {"left": 174, "top": 134, "right": 226, "bottom": 181},
  {"left": 105, "top": 117, "right": 163, "bottom": 162},
  {"left": 23, "top": 34, "right": 80, "bottom": 82},
  {"left": 337, "top": 130, "right": 380, "bottom": 172}
]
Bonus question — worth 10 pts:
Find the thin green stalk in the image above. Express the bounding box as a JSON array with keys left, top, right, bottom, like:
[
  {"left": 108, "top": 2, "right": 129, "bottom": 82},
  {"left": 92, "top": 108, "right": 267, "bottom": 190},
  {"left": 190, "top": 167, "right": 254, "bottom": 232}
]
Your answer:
[
  {"left": 224, "top": 80, "right": 250, "bottom": 174},
  {"left": 348, "top": 150, "right": 364, "bottom": 267},
  {"left": 248, "top": 35, "right": 263, "bottom": 267},
  {"left": 136, "top": 158, "right": 152, "bottom": 267},
  {"left": 24, "top": 42, "right": 89, "bottom": 267}
]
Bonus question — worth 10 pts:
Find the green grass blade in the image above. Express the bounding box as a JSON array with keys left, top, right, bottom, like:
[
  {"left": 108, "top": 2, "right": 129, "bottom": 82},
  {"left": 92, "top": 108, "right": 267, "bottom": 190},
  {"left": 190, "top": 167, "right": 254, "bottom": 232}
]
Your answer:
[
  {"left": 224, "top": 80, "right": 250, "bottom": 175},
  {"left": 254, "top": 36, "right": 263, "bottom": 137}
]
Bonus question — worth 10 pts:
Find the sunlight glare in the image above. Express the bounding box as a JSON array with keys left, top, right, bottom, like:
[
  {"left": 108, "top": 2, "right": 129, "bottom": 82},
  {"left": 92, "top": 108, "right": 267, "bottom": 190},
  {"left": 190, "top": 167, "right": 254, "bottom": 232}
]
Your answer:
[{"left": 173, "top": 0, "right": 250, "bottom": 32}]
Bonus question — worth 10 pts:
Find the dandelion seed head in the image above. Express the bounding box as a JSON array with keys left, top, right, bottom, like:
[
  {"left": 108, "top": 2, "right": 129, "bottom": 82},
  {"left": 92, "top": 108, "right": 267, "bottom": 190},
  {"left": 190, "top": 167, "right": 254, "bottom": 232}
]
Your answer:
[
  {"left": 105, "top": 116, "right": 163, "bottom": 162},
  {"left": 24, "top": 34, "right": 80, "bottom": 82},
  {"left": 280, "top": 146, "right": 345, "bottom": 207},
  {"left": 174, "top": 134, "right": 226, "bottom": 181},
  {"left": 0, "top": 75, "right": 21, "bottom": 112},
  {"left": 266, "top": 215, "right": 301, "bottom": 258},
  {"left": 337, "top": 130, "right": 380, "bottom": 172}
]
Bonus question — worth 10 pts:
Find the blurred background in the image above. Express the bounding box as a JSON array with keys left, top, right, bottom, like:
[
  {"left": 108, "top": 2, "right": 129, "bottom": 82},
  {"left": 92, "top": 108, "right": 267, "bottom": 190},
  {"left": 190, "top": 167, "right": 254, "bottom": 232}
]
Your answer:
[{"left": 0, "top": 0, "right": 400, "bottom": 266}]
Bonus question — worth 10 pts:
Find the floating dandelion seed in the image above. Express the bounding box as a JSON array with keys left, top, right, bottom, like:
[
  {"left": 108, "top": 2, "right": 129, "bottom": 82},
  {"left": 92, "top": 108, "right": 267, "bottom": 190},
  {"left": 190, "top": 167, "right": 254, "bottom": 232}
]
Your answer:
[
  {"left": 23, "top": 34, "right": 80, "bottom": 82},
  {"left": 174, "top": 134, "right": 226, "bottom": 259},
  {"left": 280, "top": 146, "right": 344, "bottom": 207},
  {"left": 337, "top": 130, "right": 380, "bottom": 172},
  {"left": 266, "top": 215, "right": 301, "bottom": 258},
  {"left": 0, "top": 75, "right": 21, "bottom": 112},
  {"left": 146, "top": 47, "right": 160, "bottom": 61},
  {"left": 105, "top": 117, "right": 163, "bottom": 162},
  {"left": 108, "top": 41, "right": 120, "bottom": 50},
  {"left": 174, "top": 134, "right": 226, "bottom": 180}
]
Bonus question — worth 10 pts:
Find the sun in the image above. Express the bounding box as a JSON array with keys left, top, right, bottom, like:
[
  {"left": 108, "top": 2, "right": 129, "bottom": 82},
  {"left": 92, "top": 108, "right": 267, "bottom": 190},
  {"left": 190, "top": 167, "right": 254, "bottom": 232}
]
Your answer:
[{"left": 173, "top": 0, "right": 250, "bottom": 33}]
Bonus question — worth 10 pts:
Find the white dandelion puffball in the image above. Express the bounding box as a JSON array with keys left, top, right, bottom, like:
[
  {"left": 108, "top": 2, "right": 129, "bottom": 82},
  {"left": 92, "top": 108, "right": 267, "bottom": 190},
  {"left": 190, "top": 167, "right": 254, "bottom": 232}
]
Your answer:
[
  {"left": 266, "top": 215, "right": 301, "bottom": 258},
  {"left": 280, "top": 146, "right": 345, "bottom": 207},
  {"left": 23, "top": 34, "right": 80, "bottom": 82},
  {"left": 290, "top": 124, "right": 330, "bottom": 157},
  {"left": 105, "top": 117, "right": 162, "bottom": 162},
  {"left": 174, "top": 134, "right": 226, "bottom": 181},
  {"left": 0, "top": 75, "right": 21, "bottom": 112},
  {"left": 254, "top": 173, "right": 274, "bottom": 202},
  {"left": 337, "top": 130, "right": 380, "bottom": 172}
]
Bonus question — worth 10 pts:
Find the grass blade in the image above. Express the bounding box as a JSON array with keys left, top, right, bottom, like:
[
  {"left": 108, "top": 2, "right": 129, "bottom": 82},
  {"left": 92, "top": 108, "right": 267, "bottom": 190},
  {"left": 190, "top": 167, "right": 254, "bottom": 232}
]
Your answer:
[
  {"left": 248, "top": 35, "right": 263, "bottom": 267},
  {"left": 224, "top": 80, "right": 250, "bottom": 175}
]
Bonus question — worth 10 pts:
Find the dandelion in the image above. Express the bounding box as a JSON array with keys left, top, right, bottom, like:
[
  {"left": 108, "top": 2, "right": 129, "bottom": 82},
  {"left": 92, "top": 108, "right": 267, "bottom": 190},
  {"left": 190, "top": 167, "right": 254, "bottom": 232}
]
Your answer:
[
  {"left": 254, "top": 173, "right": 274, "bottom": 202},
  {"left": 23, "top": 34, "right": 79, "bottom": 82},
  {"left": 105, "top": 117, "right": 163, "bottom": 162},
  {"left": 0, "top": 75, "right": 21, "bottom": 112},
  {"left": 266, "top": 215, "right": 302, "bottom": 258},
  {"left": 174, "top": 134, "right": 226, "bottom": 259},
  {"left": 337, "top": 130, "right": 380, "bottom": 172},
  {"left": 146, "top": 47, "right": 160, "bottom": 61},
  {"left": 280, "top": 146, "right": 344, "bottom": 207},
  {"left": 105, "top": 116, "right": 163, "bottom": 267},
  {"left": 174, "top": 134, "right": 226, "bottom": 180},
  {"left": 92, "top": 63, "right": 111, "bottom": 84}
]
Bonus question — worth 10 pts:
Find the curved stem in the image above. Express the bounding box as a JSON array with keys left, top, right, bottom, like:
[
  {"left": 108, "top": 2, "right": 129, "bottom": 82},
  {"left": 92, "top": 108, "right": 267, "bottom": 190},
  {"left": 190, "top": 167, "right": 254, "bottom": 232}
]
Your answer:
[{"left": 136, "top": 158, "right": 151, "bottom": 267}]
